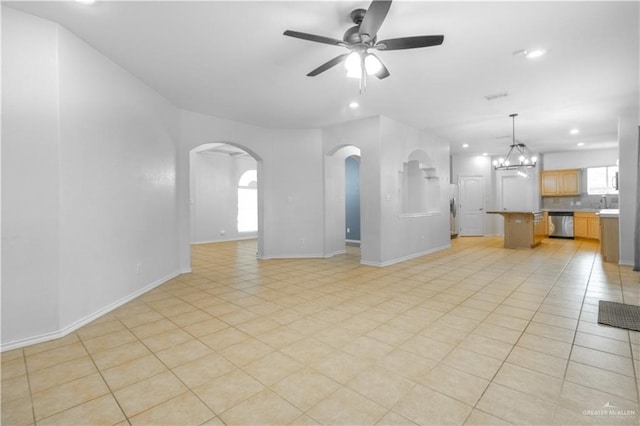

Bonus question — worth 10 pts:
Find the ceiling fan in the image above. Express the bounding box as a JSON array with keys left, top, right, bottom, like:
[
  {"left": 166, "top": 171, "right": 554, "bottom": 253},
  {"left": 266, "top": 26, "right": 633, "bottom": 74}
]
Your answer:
[{"left": 283, "top": 0, "right": 444, "bottom": 85}]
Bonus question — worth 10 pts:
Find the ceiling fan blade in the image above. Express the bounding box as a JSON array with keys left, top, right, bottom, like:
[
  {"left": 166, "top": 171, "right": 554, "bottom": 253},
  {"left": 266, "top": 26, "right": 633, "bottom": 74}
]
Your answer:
[
  {"left": 307, "top": 53, "right": 350, "bottom": 76},
  {"left": 283, "top": 30, "right": 345, "bottom": 47},
  {"left": 358, "top": 0, "right": 392, "bottom": 42},
  {"left": 375, "top": 35, "right": 444, "bottom": 51}
]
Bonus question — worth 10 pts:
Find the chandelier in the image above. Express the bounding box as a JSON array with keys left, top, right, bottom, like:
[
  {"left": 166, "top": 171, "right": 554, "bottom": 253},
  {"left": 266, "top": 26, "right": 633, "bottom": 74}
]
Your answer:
[{"left": 493, "top": 113, "right": 537, "bottom": 177}]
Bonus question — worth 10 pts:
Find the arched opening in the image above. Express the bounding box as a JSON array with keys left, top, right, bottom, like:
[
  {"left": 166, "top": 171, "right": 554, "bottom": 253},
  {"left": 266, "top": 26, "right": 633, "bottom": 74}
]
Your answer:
[
  {"left": 325, "top": 144, "right": 362, "bottom": 261},
  {"left": 189, "top": 142, "right": 262, "bottom": 256},
  {"left": 345, "top": 155, "right": 361, "bottom": 244},
  {"left": 400, "top": 149, "right": 441, "bottom": 215}
]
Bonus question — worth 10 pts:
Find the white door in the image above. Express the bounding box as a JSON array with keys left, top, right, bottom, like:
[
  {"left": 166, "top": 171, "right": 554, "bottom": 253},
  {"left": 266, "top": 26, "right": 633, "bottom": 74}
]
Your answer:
[
  {"left": 459, "top": 176, "right": 485, "bottom": 236},
  {"left": 502, "top": 176, "right": 532, "bottom": 211}
]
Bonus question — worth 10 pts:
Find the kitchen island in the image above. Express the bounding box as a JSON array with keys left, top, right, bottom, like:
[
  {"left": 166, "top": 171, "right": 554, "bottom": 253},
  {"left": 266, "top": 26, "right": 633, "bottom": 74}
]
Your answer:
[
  {"left": 488, "top": 211, "right": 545, "bottom": 249},
  {"left": 598, "top": 209, "right": 619, "bottom": 263}
]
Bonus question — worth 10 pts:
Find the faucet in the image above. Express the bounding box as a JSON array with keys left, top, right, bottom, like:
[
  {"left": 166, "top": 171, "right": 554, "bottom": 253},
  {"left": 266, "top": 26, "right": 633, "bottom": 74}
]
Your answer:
[{"left": 600, "top": 195, "right": 607, "bottom": 208}]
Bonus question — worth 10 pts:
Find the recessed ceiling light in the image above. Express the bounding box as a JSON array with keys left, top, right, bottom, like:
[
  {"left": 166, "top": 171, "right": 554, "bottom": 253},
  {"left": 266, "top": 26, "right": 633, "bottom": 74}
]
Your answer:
[
  {"left": 570, "top": 128, "right": 580, "bottom": 135},
  {"left": 577, "top": 142, "right": 585, "bottom": 147},
  {"left": 513, "top": 48, "right": 547, "bottom": 59},
  {"left": 482, "top": 153, "right": 488, "bottom": 156},
  {"left": 525, "top": 48, "right": 547, "bottom": 59},
  {"left": 484, "top": 92, "right": 508, "bottom": 101},
  {"left": 348, "top": 101, "right": 359, "bottom": 109},
  {"left": 462, "top": 144, "right": 469, "bottom": 148},
  {"left": 75, "top": 0, "right": 97, "bottom": 4}
]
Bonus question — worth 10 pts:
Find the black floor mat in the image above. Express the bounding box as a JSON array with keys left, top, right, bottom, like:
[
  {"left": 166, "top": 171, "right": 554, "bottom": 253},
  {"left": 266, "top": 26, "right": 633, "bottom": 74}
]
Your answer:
[{"left": 598, "top": 300, "right": 640, "bottom": 332}]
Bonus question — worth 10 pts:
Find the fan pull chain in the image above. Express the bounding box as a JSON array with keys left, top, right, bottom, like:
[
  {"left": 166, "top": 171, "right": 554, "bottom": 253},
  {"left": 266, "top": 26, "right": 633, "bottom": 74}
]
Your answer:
[{"left": 359, "top": 53, "right": 366, "bottom": 94}]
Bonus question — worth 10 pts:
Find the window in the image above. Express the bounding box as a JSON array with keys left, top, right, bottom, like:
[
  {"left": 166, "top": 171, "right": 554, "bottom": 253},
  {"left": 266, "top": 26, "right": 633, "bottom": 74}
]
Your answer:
[
  {"left": 237, "top": 170, "right": 257, "bottom": 232},
  {"left": 587, "top": 166, "right": 618, "bottom": 195}
]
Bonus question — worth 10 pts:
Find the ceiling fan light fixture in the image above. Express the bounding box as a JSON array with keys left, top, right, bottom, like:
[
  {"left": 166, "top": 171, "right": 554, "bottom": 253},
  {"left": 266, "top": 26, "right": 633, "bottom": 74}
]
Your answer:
[
  {"left": 364, "top": 53, "right": 382, "bottom": 75},
  {"left": 345, "top": 52, "right": 362, "bottom": 78}
]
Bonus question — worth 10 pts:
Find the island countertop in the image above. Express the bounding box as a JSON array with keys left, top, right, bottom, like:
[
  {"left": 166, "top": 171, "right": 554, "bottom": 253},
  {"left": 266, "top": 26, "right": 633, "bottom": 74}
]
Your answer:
[
  {"left": 487, "top": 211, "right": 545, "bottom": 248},
  {"left": 486, "top": 210, "right": 544, "bottom": 215}
]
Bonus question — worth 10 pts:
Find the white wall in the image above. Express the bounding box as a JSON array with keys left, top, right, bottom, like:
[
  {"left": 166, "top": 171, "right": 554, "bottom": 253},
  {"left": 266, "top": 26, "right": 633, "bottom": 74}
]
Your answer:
[
  {"left": 618, "top": 110, "right": 639, "bottom": 266},
  {"left": 190, "top": 150, "right": 257, "bottom": 243},
  {"left": 322, "top": 116, "right": 381, "bottom": 263},
  {"left": 2, "top": 8, "right": 61, "bottom": 344},
  {"left": 379, "top": 116, "right": 451, "bottom": 265},
  {"left": 542, "top": 148, "right": 618, "bottom": 170},
  {"left": 56, "top": 26, "right": 180, "bottom": 329},
  {"left": 322, "top": 116, "right": 451, "bottom": 266},
  {"left": 2, "top": 8, "right": 181, "bottom": 348}
]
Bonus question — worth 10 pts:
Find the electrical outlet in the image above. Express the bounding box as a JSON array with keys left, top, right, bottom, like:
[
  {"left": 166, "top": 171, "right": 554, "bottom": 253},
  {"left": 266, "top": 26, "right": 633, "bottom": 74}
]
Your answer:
[{"left": 347, "top": 228, "right": 350, "bottom": 233}]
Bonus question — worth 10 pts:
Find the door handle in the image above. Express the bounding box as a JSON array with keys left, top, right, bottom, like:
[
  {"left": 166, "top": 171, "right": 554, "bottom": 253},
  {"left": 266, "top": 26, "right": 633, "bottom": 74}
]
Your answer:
[{"left": 479, "top": 208, "right": 484, "bottom": 211}]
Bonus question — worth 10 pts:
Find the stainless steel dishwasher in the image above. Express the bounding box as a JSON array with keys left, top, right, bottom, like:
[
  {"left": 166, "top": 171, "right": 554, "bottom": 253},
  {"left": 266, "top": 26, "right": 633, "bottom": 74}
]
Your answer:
[{"left": 548, "top": 211, "right": 574, "bottom": 238}]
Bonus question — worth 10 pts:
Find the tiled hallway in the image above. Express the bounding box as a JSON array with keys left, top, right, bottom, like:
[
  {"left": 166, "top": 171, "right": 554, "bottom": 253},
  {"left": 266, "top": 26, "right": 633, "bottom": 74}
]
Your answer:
[{"left": 2, "top": 237, "right": 639, "bottom": 425}]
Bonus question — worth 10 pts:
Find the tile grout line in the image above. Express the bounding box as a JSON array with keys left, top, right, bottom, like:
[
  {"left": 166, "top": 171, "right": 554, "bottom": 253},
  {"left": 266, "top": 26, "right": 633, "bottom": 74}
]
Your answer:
[
  {"left": 618, "top": 264, "right": 640, "bottom": 405},
  {"left": 461, "top": 238, "right": 593, "bottom": 424},
  {"left": 131, "top": 293, "right": 225, "bottom": 424},
  {"left": 554, "top": 240, "right": 599, "bottom": 421},
  {"left": 21, "top": 348, "right": 38, "bottom": 426},
  {"left": 77, "top": 329, "right": 133, "bottom": 426}
]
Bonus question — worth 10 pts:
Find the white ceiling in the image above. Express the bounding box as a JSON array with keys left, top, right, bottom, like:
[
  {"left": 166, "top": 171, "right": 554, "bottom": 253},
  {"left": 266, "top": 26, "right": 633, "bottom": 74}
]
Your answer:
[{"left": 6, "top": 1, "right": 639, "bottom": 156}]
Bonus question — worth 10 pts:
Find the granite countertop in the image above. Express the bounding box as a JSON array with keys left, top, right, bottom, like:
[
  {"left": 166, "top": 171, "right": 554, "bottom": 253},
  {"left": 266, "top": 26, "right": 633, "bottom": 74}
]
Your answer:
[
  {"left": 542, "top": 208, "right": 619, "bottom": 216},
  {"left": 543, "top": 208, "right": 600, "bottom": 212}
]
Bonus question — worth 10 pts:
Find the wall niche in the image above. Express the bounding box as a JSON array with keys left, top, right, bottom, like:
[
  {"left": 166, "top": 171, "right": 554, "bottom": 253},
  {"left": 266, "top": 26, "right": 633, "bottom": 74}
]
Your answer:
[{"left": 400, "top": 150, "right": 441, "bottom": 216}]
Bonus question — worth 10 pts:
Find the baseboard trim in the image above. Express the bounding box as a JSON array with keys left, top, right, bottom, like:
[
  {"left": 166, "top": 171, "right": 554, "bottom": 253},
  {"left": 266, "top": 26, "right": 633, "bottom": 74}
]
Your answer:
[
  {"left": 257, "top": 253, "right": 326, "bottom": 260},
  {"left": 192, "top": 235, "right": 257, "bottom": 244},
  {"left": 1, "top": 270, "right": 181, "bottom": 352},
  {"left": 324, "top": 249, "right": 347, "bottom": 258},
  {"left": 360, "top": 244, "right": 450, "bottom": 267}
]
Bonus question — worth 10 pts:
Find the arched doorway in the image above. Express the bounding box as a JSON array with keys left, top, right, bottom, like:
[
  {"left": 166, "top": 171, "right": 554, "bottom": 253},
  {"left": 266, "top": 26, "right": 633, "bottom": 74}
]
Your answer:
[
  {"left": 189, "top": 142, "right": 263, "bottom": 256},
  {"left": 345, "top": 155, "right": 361, "bottom": 244},
  {"left": 324, "top": 145, "right": 362, "bottom": 260}
]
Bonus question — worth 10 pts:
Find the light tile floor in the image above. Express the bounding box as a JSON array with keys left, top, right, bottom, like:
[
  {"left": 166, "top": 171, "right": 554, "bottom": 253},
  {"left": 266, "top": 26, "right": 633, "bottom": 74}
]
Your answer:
[{"left": 2, "top": 237, "right": 639, "bottom": 425}]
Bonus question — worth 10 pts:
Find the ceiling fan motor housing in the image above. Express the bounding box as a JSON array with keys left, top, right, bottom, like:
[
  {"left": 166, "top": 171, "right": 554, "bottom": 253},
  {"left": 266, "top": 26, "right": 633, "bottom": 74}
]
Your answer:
[
  {"left": 350, "top": 8, "right": 367, "bottom": 24},
  {"left": 343, "top": 26, "right": 362, "bottom": 44}
]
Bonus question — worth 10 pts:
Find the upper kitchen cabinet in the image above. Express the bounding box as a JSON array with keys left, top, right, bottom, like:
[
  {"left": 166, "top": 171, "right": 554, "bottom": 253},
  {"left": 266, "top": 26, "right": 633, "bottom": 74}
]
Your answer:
[{"left": 541, "top": 169, "right": 580, "bottom": 196}]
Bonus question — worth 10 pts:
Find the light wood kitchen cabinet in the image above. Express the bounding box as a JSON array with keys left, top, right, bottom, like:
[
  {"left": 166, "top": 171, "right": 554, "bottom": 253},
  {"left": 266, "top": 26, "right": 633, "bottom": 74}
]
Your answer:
[
  {"left": 540, "top": 169, "right": 580, "bottom": 196},
  {"left": 600, "top": 216, "right": 619, "bottom": 263},
  {"left": 588, "top": 217, "right": 600, "bottom": 239},
  {"left": 574, "top": 212, "right": 600, "bottom": 240}
]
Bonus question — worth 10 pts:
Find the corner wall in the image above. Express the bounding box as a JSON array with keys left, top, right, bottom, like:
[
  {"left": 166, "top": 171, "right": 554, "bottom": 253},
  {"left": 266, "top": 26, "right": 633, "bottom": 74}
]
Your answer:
[
  {"left": 379, "top": 116, "right": 451, "bottom": 264},
  {"left": 618, "top": 109, "right": 639, "bottom": 266},
  {"left": 2, "top": 8, "right": 181, "bottom": 349},
  {"left": 1, "top": 7, "right": 61, "bottom": 344},
  {"left": 322, "top": 116, "right": 451, "bottom": 266}
]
